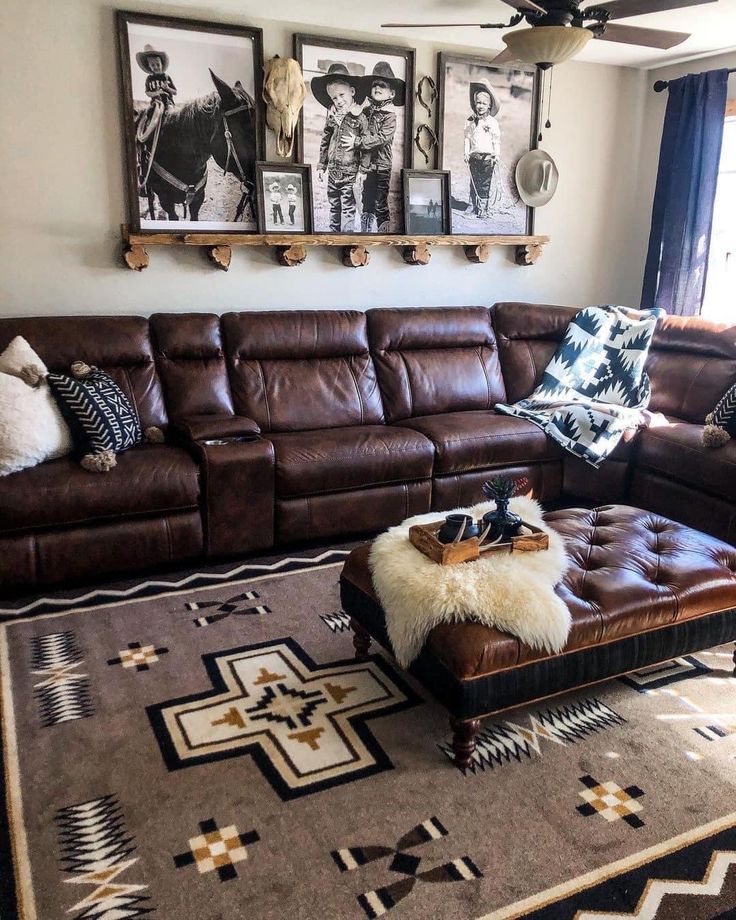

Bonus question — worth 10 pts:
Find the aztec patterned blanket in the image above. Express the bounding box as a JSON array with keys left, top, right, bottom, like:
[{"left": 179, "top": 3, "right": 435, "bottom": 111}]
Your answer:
[{"left": 496, "top": 305, "right": 664, "bottom": 467}]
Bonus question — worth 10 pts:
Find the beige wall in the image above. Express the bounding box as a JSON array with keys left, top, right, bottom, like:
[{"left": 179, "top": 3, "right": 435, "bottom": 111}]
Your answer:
[{"left": 0, "top": 0, "right": 649, "bottom": 317}]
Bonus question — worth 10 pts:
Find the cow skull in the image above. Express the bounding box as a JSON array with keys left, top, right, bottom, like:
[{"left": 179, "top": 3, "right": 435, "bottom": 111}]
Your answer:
[{"left": 263, "top": 56, "right": 306, "bottom": 158}]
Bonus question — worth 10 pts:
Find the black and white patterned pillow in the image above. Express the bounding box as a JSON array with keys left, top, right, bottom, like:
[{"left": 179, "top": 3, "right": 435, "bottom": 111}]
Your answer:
[
  {"left": 47, "top": 368, "right": 142, "bottom": 456},
  {"left": 702, "top": 380, "right": 736, "bottom": 448}
]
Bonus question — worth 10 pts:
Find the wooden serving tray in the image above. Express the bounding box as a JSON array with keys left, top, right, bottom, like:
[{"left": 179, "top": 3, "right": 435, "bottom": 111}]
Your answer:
[{"left": 408, "top": 520, "right": 549, "bottom": 565}]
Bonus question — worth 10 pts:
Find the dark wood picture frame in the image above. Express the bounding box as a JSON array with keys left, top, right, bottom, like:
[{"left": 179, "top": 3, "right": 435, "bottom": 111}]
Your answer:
[
  {"left": 293, "top": 32, "right": 416, "bottom": 236},
  {"left": 436, "top": 52, "right": 540, "bottom": 237},
  {"left": 255, "top": 162, "right": 314, "bottom": 234},
  {"left": 402, "top": 169, "right": 451, "bottom": 235},
  {"left": 116, "top": 10, "right": 265, "bottom": 236}
]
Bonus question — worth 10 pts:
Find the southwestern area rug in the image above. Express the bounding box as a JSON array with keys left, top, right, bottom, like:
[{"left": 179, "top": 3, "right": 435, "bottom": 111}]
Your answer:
[{"left": 2, "top": 547, "right": 736, "bottom": 919}]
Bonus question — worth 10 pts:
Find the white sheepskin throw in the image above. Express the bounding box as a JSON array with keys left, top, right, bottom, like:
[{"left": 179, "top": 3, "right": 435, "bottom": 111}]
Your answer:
[
  {"left": 0, "top": 336, "right": 73, "bottom": 476},
  {"left": 369, "top": 496, "right": 570, "bottom": 668}
]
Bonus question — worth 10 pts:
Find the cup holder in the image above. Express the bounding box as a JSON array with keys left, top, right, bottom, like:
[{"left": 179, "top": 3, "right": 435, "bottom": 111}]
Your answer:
[{"left": 200, "top": 436, "right": 258, "bottom": 446}]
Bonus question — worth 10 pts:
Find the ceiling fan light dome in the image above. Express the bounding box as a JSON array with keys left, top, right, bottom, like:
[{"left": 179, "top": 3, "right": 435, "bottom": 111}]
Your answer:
[{"left": 502, "top": 26, "right": 593, "bottom": 66}]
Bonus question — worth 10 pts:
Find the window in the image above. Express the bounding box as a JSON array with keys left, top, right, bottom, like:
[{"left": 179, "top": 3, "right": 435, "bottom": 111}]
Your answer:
[{"left": 702, "top": 101, "right": 736, "bottom": 322}]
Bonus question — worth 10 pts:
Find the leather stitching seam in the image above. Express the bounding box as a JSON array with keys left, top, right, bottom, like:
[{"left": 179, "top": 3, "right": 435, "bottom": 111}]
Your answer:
[
  {"left": 346, "top": 357, "right": 365, "bottom": 425},
  {"left": 476, "top": 346, "right": 492, "bottom": 408},
  {"left": 678, "top": 357, "right": 710, "bottom": 419},
  {"left": 255, "top": 360, "right": 272, "bottom": 431},
  {"left": 397, "top": 352, "right": 414, "bottom": 418}
]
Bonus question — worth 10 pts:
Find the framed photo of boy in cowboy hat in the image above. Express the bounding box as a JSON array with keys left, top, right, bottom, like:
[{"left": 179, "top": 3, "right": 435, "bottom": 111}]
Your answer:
[
  {"left": 117, "top": 11, "right": 264, "bottom": 234},
  {"left": 254, "top": 163, "right": 313, "bottom": 234},
  {"left": 294, "top": 34, "right": 415, "bottom": 235},
  {"left": 437, "top": 52, "right": 540, "bottom": 236}
]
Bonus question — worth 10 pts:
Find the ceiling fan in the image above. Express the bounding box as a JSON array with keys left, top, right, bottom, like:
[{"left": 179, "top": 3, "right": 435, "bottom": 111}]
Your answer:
[{"left": 382, "top": 0, "right": 717, "bottom": 67}]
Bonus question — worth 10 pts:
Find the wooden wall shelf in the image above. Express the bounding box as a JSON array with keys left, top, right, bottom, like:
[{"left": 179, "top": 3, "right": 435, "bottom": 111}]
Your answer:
[{"left": 121, "top": 226, "right": 549, "bottom": 271}]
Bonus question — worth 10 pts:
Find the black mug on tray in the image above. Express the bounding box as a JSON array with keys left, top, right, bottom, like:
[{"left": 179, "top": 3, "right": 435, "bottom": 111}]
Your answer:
[{"left": 437, "top": 514, "right": 481, "bottom": 544}]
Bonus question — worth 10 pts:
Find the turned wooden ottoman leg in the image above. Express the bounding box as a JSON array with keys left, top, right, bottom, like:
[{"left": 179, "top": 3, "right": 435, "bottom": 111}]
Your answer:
[
  {"left": 351, "top": 617, "right": 372, "bottom": 661},
  {"left": 450, "top": 717, "right": 481, "bottom": 773}
]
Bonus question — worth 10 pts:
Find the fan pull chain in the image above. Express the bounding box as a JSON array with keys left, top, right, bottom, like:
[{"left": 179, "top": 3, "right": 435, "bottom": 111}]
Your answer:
[{"left": 538, "top": 67, "right": 554, "bottom": 143}]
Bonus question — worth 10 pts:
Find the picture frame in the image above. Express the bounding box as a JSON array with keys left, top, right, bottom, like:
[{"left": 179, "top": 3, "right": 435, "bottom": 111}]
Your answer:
[
  {"left": 294, "top": 33, "right": 416, "bottom": 236},
  {"left": 255, "top": 163, "right": 313, "bottom": 234},
  {"left": 437, "top": 52, "right": 540, "bottom": 236},
  {"left": 117, "top": 10, "right": 264, "bottom": 235},
  {"left": 402, "top": 170, "right": 451, "bottom": 235}
]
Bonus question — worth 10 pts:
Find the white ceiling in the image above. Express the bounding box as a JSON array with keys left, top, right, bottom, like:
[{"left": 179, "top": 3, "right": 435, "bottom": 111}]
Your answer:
[{"left": 240, "top": 0, "right": 736, "bottom": 68}]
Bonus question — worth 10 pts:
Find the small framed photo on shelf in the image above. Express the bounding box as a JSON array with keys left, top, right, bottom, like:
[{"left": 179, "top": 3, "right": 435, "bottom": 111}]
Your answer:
[
  {"left": 402, "top": 170, "right": 451, "bottom": 235},
  {"left": 255, "top": 163, "right": 313, "bottom": 234}
]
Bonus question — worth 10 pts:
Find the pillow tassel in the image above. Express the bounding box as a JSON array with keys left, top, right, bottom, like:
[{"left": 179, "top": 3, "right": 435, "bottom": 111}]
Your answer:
[
  {"left": 80, "top": 449, "right": 117, "bottom": 473},
  {"left": 18, "top": 363, "right": 47, "bottom": 388},
  {"left": 71, "top": 361, "right": 96, "bottom": 379},
  {"left": 144, "top": 426, "right": 165, "bottom": 443},
  {"left": 702, "top": 419, "right": 731, "bottom": 448}
]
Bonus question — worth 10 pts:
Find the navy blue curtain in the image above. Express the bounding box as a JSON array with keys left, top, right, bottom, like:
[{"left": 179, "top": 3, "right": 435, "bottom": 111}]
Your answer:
[{"left": 641, "top": 69, "right": 728, "bottom": 316}]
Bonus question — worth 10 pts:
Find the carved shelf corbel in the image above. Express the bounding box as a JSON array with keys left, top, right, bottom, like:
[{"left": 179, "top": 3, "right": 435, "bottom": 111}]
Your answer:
[
  {"left": 464, "top": 243, "right": 492, "bottom": 264},
  {"left": 515, "top": 242, "right": 545, "bottom": 266},
  {"left": 207, "top": 245, "right": 232, "bottom": 271},
  {"left": 123, "top": 242, "right": 149, "bottom": 271},
  {"left": 401, "top": 242, "right": 432, "bottom": 266},
  {"left": 342, "top": 245, "right": 371, "bottom": 268},
  {"left": 276, "top": 243, "right": 307, "bottom": 267}
]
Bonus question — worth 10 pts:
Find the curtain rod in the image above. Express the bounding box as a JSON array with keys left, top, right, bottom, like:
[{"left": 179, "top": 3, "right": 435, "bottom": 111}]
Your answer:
[{"left": 654, "top": 67, "right": 736, "bottom": 92}]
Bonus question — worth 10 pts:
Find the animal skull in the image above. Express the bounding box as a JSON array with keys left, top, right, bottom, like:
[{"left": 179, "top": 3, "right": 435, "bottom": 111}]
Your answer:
[{"left": 263, "top": 56, "right": 307, "bottom": 158}]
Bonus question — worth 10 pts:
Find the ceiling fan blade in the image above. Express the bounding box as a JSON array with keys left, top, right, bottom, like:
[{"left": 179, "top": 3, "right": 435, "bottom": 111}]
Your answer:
[
  {"left": 497, "top": 0, "right": 549, "bottom": 15},
  {"left": 490, "top": 47, "right": 520, "bottom": 65},
  {"left": 595, "top": 21, "right": 690, "bottom": 47},
  {"left": 381, "top": 0, "right": 548, "bottom": 26},
  {"left": 381, "top": 21, "right": 496, "bottom": 28},
  {"left": 588, "top": 0, "right": 716, "bottom": 21}
]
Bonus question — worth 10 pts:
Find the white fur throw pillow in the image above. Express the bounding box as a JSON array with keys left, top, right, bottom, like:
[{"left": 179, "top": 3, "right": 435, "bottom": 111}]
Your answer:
[{"left": 0, "top": 336, "right": 73, "bottom": 476}]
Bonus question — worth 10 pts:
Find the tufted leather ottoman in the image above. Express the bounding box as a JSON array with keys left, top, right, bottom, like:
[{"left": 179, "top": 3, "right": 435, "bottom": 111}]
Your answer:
[{"left": 340, "top": 505, "right": 736, "bottom": 770}]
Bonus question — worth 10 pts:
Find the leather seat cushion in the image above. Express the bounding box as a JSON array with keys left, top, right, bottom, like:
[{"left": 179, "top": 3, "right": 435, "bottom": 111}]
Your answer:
[
  {"left": 0, "top": 444, "right": 200, "bottom": 535},
  {"left": 637, "top": 421, "right": 736, "bottom": 503},
  {"left": 399, "top": 410, "right": 562, "bottom": 475},
  {"left": 269, "top": 426, "right": 434, "bottom": 498},
  {"left": 342, "top": 505, "right": 736, "bottom": 680}
]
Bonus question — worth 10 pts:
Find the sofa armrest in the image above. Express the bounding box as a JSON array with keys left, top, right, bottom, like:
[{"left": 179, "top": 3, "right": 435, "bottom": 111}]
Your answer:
[
  {"left": 173, "top": 415, "right": 273, "bottom": 557},
  {"left": 174, "top": 414, "right": 260, "bottom": 443},
  {"left": 192, "top": 438, "right": 275, "bottom": 557}
]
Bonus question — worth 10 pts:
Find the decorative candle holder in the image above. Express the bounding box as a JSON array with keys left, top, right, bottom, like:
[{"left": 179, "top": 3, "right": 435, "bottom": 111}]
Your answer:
[{"left": 481, "top": 475, "right": 528, "bottom": 540}]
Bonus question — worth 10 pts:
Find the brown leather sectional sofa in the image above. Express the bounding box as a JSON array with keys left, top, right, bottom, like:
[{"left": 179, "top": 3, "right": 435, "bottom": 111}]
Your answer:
[{"left": 2, "top": 303, "right": 735, "bottom": 591}]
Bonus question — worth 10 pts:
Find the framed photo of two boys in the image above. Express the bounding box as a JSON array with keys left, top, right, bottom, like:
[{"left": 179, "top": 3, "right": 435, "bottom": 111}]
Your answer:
[{"left": 294, "top": 34, "right": 415, "bottom": 235}]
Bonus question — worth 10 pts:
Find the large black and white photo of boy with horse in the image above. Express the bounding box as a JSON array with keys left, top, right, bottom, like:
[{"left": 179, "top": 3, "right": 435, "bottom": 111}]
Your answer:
[
  {"left": 437, "top": 53, "right": 538, "bottom": 235},
  {"left": 295, "top": 35, "right": 415, "bottom": 234},
  {"left": 118, "top": 13, "right": 264, "bottom": 233}
]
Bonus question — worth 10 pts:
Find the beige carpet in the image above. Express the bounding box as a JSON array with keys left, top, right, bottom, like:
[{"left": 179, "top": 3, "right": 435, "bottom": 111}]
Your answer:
[{"left": 2, "top": 549, "right": 736, "bottom": 919}]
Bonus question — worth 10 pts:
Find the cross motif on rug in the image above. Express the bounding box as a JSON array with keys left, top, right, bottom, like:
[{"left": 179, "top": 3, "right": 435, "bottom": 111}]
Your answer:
[
  {"left": 173, "top": 817, "right": 259, "bottom": 882},
  {"left": 147, "top": 638, "right": 420, "bottom": 800},
  {"left": 576, "top": 774, "right": 645, "bottom": 828},
  {"left": 332, "top": 817, "right": 482, "bottom": 918},
  {"left": 107, "top": 641, "right": 169, "bottom": 672}
]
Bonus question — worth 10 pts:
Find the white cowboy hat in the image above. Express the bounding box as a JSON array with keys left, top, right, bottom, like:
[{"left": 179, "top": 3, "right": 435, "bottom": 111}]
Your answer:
[
  {"left": 515, "top": 149, "right": 559, "bottom": 207},
  {"left": 286, "top": 184, "right": 297, "bottom": 192},
  {"left": 269, "top": 181, "right": 282, "bottom": 191}
]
